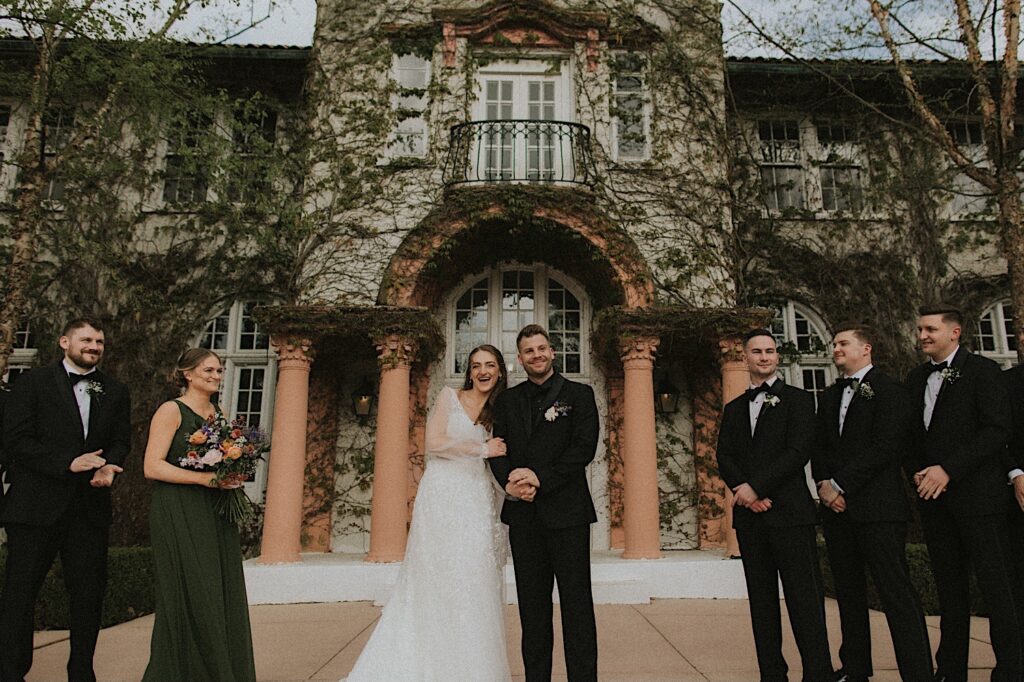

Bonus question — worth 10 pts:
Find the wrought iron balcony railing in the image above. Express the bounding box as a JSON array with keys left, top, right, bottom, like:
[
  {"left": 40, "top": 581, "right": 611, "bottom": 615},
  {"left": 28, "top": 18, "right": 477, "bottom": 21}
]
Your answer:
[{"left": 442, "top": 120, "right": 595, "bottom": 187}]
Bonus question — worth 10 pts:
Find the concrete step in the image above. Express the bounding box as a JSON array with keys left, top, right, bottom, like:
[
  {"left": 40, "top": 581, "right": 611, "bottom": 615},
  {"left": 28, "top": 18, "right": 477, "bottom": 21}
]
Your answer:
[{"left": 244, "top": 549, "right": 749, "bottom": 606}]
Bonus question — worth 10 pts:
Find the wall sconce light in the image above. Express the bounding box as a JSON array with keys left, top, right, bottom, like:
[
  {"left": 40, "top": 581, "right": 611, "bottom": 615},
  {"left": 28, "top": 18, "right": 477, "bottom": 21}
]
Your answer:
[
  {"left": 655, "top": 378, "right": 680, "bottom": 415},
  {"left": 352, "top": 379, "right": 375, "bottom": 419}
]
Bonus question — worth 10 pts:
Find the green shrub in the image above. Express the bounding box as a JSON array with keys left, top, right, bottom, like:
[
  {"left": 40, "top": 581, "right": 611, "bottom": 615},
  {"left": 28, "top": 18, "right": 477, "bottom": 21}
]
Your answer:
[
  {"left": 0, "top": 546, "right": 155, "bottom": 629},
  {"left": 818, "top": 539, "right": 985, "bottom": 616}
]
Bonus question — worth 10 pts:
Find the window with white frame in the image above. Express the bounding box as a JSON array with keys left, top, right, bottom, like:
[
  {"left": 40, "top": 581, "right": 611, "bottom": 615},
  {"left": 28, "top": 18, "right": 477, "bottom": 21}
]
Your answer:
[
  {"left": 612, "top": 53, "right": 649, "bottom": 162},
  {"left": 389, "top": 54, "right": 431, "bottom": 158},
  {"left": 947, "top": 121, "right": 991, "bottom": 218},
  {"left": 449, "top": 265, "right": 587, "bottom": 379},
  {"left": 976, "top": 300, "right": 1017, "bottom": 367},
  {"left": 757, "top": 120, "right": 805, "bottom": 211},
  {"left": 162, "top": 112, "right": 210, "bottom": 205},
  {"left": 41, "top": 108, "right": 73, "bottom": 203},
  {"left": 197, "top": 301, "right": 276, "bottom": 499},
  {"left": 815, "top": 122, "right": 864, "bottom": 213},
  {"left": 226, "top": 105, "right": 278, "bottom": 203},
  {"left": 765, "top": 301, "right": 835, "bottom": 406},
  {"left": 3, "top": 320, "right": 37, "bottom": 386}
]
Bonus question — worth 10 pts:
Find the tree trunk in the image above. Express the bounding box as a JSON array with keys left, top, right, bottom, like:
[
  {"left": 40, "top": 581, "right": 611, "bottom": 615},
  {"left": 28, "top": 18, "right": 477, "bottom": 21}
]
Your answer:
[{"left": 997, "top": 177, "right": 1024, "bottom": 363}]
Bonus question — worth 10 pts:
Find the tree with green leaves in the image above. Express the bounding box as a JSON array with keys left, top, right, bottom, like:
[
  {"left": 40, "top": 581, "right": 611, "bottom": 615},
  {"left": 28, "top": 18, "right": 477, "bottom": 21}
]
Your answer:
[{"left": 727, "top": 0, "right": 1024, "bottom": 361}]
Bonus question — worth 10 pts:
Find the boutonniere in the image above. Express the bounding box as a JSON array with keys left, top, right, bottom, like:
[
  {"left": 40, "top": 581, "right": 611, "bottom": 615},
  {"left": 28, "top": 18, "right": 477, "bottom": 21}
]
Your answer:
[
  {"left": 939, "top": 367, "right": 961, "bottom": 384},
  {"left": 763, "top": 394, "right": 781, "bottom": 408},
  {"left": 85, "top": 380, "right": 104, "bottom": 400},
  {"left": 544, "top": 401, "right": 572, "bottom": 422},
  {"left": 856, "top": 382, "right": 874, "bottom": 400}
]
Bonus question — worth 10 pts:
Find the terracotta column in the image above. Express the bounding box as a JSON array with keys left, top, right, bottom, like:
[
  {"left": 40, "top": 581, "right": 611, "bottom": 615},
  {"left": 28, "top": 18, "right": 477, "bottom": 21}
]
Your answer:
[
  {"left": 258, "top": 337, "right": 315, "bottom": 564},
  {"left": 719, "top": 337, "right": 746, "bottom": 559},
  {"left": 366, "top": 334, "right": 417, "bottom": 562},
  {"left": 619, "top": 336, "right": 661, "bottom": 560}
]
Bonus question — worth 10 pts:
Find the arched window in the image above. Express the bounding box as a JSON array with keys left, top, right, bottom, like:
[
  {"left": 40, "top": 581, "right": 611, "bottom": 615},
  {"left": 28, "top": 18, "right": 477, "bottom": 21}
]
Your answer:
[
  {"left": 449, "top": 265, "right": 588, "bottom": 380},
  {"left": 976, "top": 300, "right": 1017, "bottom": 367},
  {"left": 766, "top": 301, "right": 835, "bottom": 405},
  {"left": 197, "top": 301, "right": 276, "bottom": 499},
  {"left": 3, "top": 321, "right": 36, "bottom": 385}
]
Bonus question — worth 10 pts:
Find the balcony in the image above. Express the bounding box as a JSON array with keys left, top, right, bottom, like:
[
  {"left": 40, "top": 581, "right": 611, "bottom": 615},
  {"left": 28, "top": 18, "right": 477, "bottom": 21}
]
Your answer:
[{"left": 442, "top": 120, "right": 596, "bottom": 187}]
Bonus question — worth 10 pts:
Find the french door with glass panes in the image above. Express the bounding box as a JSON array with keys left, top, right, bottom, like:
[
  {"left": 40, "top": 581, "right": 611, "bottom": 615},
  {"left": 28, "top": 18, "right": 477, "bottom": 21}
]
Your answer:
[
  {"left": 474, "top": 71, "right": 568, "bottom": 181},
  {"left": 450, "top": 265, "right": 587, "bottom": 382}
]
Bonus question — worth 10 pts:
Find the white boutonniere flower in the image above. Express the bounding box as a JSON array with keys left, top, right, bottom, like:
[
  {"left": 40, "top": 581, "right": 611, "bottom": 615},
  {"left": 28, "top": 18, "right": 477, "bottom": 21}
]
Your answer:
[
  {"left": 544, "top": 401, "right": 573, "bottom": 422},
  {"left": 856, "top": 382, "right": 874, "bottom": 400},
  {"left": 939, "top": 367, "right": 961, "bottom": 384},
  {"left": 85, "top": 380, "right": 104, "bottom": 399},
  {"left": 764, "top": 394, "right": 781, "bottom": 408}
]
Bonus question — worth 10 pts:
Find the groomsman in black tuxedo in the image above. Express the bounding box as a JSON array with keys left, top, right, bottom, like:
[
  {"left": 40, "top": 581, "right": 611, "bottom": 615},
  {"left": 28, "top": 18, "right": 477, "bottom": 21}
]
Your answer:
[
  {"left": 813, "top": 323, "right": 932, "bottom": 682},
  {"left": 0, "top": 384, "right": 8, "bottom": 516},
  {"left": 0, "top": 319, "right": 131, "bottom": 682},
  {"left": 907, "top": 305, "right": 1021, "bottom": 682},
  {"left": 490, "top": 324, "right": 599, "bottom": 682},
  {"left": 1002, "top": 343, "right": 1024, "bottom": 667},
  {"left": 716, "top": 329, "right": 837, "bottom": 682}
]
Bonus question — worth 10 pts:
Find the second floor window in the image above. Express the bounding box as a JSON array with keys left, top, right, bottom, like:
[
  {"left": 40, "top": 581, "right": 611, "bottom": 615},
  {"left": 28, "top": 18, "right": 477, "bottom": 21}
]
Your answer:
[
  {"left": 41, "top": 108, "right": 73, "bottom": 202},
  {"left": 163, "top": 113, "right": 210, "bottom": 205},
  {"left": 226, "top": 105, "right": 278, "bottom": 203},
  {"left": 758, "top": 120, "right": 804, "bottom": 211},
  {"left": 612, "top": 54, "right": 648, "bottom": 162},
  {"left": 389, "top": 54, "right": 430, "bottom": 158},
  {"left": 816, "top": 122, "right": 863, "bottom": 213}
]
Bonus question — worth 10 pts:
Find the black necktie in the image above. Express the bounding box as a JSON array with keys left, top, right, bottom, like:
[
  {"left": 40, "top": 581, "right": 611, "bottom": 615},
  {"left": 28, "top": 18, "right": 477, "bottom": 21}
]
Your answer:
[
  {"left": 929, "top": 362, "right": 948, "bottom": 375},
  {"left": 837, "top": 377, "right": 859, "bottom": 390},
  {"left": 746, "top": 385, "right": 768, "bottom": 402},
  {"left": 68, "top": 372, "right": 89, "bottom": 385}
]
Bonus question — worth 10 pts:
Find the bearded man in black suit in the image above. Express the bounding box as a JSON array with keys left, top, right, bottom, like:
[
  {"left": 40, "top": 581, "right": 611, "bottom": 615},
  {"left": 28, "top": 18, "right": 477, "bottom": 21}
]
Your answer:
[
  {"left": 907, "top": 305, "right": 1021, "bottom": 682},
  {"left": 489, "top": 324, "right": 599, "bottom": 682},
  {"left": 813, "top": 323, "right": 933, "bottom": 682},
  {"left": 0, "top": 319, "right": 131, "bottom": 682},
  {"left": 716, "top": 328, "right": 837, "bottom": 682}
]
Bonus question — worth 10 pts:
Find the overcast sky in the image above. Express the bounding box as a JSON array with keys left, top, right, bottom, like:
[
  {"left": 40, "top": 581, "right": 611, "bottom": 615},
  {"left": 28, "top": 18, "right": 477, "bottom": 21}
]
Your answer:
[{"left": 170, "top": 1, "right": 990, "bottom": 60}]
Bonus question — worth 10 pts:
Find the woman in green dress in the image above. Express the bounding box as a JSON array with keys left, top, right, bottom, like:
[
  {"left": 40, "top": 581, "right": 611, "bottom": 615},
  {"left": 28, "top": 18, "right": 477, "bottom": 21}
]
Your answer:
[{"left": 142, "top": 348, "right": 256, "bottom": 682}]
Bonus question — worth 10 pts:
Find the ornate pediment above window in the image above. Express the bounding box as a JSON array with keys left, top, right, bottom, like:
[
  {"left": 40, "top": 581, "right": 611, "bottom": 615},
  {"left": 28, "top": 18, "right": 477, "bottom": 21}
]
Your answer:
[{"left": 432, "top": 0, "right": 609, "bottom": 69}]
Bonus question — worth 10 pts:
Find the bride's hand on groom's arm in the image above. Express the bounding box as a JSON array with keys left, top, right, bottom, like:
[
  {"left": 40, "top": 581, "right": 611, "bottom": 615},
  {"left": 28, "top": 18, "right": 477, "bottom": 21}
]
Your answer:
[{"left": 484, "top": 438, "right": 506, "bottom": 458}]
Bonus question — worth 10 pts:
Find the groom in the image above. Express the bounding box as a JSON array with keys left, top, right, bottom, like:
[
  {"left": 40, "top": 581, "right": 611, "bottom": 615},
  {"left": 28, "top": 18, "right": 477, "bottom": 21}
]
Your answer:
[
  {"left": 0, "top": 318, "right": 131, "bottom": 682},
  {"left": 490, "top": 324, "right": 600, "bottom": 682}
]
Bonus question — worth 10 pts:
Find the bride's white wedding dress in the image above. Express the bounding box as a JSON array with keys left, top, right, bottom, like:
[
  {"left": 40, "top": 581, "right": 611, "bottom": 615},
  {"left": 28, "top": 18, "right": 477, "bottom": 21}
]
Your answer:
[{"left": 344, "top": 386, "right": 512, "bottom": 682}]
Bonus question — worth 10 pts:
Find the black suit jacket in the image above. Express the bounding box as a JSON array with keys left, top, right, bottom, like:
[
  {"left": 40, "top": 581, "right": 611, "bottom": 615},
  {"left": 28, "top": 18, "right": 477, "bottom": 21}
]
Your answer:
[
  {"left": 1, "top": 362, "right": 131, "bottom": 527},
  {"left": 905, "top": 349, "right": 1011, "bottom": 517},
  {"left": 716, "top": 379, "right": 818, "bottom": 529},
  {"left": 1003, "top": 364, "right": 1024, "bottom": 477},
  {"left": 812, "top": 368, "right": 911, "bottom": 523},
  {"left": 0, "top": 386, "right": 7, "bottom": 515},
  {"left": 489, "top": 373, "right": 599, "bottom": 529}
]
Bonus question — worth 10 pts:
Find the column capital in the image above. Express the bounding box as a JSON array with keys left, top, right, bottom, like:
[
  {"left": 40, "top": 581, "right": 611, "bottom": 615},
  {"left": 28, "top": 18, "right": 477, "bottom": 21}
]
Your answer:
[
  {"left": 718, "top": 336, "right": 744, "bottom": 366},
  {"left": 619, "top": 335, "right": 659, "bottom": 369},
  {"left": 376, "top": 334, "right": 418, "bottom": 370},
  {"left": 271, "top": 336, "right": 316, "bottom": 368}
]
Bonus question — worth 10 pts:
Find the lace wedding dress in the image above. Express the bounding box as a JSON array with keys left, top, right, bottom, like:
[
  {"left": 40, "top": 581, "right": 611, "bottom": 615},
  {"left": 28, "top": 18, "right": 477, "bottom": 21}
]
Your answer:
[{"left": 344, "top": 386, "right": 512, "bottom": 682}]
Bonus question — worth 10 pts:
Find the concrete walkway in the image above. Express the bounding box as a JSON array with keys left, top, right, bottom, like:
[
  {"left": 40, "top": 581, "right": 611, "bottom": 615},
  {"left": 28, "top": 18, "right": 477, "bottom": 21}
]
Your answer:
[{"left": 26, "top": 599, "right": 996, "bottom": 681}]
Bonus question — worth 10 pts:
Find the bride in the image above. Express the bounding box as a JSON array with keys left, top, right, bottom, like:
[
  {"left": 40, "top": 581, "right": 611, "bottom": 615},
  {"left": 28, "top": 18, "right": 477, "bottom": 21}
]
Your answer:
[{"left": 344, "top": 344, "right": 513, "bottom": 682}]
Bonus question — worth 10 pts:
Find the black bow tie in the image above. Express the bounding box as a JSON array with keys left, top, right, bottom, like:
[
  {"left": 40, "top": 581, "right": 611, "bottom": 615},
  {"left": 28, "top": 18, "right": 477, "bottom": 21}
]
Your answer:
[
  {"left": 747, "top": 385, "right": 769, "bottom": 402},
  {"left": 929, "top": 362, "right": 948, "bottom": 375},
  {"left": 68, "top": 372, "right": 90, "bottom": 385},
  {"left": 837, "top": 377, "right": 859, "bottom": 390}
]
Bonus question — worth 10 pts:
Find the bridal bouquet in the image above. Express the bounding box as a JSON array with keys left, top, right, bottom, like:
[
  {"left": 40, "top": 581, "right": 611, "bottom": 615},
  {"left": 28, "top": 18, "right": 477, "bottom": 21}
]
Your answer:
[{"left": 179, "top": 414, "right": 270, "bottom": 526}]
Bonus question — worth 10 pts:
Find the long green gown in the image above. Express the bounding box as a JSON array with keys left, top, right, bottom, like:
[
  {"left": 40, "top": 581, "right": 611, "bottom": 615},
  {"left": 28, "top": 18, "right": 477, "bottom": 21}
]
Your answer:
[{"left": 143, "top": 400, "right": 256, "bottom": 682}]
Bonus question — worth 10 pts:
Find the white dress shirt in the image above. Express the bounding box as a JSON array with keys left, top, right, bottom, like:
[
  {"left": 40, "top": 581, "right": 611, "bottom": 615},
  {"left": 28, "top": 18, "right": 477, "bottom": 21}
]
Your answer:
[
  {"left": 63, "top": 359, "right": 96, "bottom": 439},
  {"left": 839, "top": 364, "right": 873, "bottom": 435},
  {"left": 748, "top": 376, "right": 778, "bottom": 436},
  {"left": 923, "top": 347, "right": 958, "bottom": 431}
]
